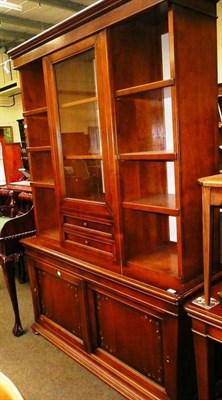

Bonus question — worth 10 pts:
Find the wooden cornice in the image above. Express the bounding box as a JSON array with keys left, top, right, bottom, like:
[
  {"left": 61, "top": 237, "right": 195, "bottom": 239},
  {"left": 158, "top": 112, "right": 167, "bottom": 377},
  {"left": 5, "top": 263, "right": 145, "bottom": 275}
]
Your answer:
[{"left": 8, "top": 0, "right": 218, "bottom": 61}]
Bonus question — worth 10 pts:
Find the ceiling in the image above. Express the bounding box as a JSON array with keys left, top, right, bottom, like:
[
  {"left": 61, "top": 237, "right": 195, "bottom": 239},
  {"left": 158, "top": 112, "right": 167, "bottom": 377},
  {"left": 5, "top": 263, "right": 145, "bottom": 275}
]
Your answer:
[{"left": 0, "top": 0, "right": 98, "bottom": 51}]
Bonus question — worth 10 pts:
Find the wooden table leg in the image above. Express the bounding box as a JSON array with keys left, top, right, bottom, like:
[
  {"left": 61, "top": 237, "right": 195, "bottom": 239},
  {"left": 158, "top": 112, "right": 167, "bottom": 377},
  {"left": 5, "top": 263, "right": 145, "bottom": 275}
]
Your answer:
[
  {"left": 202, "top": 186, "right": 213, "bottom": 306},
  {"left": 1, "top": 256, "right": 24, "bottom": 336}
]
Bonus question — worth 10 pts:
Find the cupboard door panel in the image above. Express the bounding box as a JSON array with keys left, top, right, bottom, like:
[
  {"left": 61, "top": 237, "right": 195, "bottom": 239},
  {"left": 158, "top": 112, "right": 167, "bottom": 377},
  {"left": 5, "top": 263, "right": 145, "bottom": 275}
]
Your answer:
[
  {"left": 92, "top": 291, "right": 164, "bottom": 386},
  {"left": 36, "top": 267, "right": 83, "bottom": 339}
]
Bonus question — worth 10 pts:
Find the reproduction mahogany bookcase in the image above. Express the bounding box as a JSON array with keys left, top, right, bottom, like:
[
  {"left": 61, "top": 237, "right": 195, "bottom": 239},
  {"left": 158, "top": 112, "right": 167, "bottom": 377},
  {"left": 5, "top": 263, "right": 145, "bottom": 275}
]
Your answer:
[{"left": 9, "top": 1, "right": 219, "bottom": 399}]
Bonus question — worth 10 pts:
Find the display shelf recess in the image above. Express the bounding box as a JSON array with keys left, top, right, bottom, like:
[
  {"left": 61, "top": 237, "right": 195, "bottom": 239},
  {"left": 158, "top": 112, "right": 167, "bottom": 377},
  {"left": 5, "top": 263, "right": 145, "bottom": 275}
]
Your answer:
[
  {"left": 115, "top": 79, "right": 175, "bottom": 98},
  {"left": 118, "top": 151, "right": 176, "bottom": 161},
  {"left": 23, "top": 107, "right": 48, "bottom": 117},
  {"left": 122, "top": 193, "right": 178, "bottom": 215},
  {"left": 64, "top": 154, "right": 102, "bottom": 160},
  {"left": 127, "top": 242, "right": 178, "bottom": 277}
]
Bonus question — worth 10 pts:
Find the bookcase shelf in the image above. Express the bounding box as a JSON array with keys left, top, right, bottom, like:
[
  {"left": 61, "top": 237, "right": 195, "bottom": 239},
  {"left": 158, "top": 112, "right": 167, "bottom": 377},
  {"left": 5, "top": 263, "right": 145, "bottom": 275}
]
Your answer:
[
  {"left": 122, "top": 193, "right": 178, "bottom": 215},
  {"left": 118, "top": 151, "right": 176, "bottom": 161},
  {"left": 115, "top": 78, "right": 175, "bottom": 98}
]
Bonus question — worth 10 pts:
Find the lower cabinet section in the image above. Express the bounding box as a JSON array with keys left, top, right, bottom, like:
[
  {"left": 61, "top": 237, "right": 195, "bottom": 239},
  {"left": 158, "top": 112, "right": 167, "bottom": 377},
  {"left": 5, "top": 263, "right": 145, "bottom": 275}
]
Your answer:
[
  {"left": 89, "top": 290, "right": 164, "bottom": 385},
  {"left": 25, "top": 245, "right": 197, "bottom": 400}
]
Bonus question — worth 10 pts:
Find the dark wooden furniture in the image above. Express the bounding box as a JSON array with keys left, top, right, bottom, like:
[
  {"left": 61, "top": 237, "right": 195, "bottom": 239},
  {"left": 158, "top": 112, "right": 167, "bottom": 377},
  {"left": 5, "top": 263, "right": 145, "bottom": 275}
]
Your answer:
[
  {"left": 185, "top": 281, "right": 222, "bottom": 400},
  {"left": 8, "top": 1, "right": 219, "bottom": 398},
  {"left": 184, "top": 174, "right": 222, "bottom": 400},
  {"left": 196, "top": 174, "right": 222, "bottom": 307},
  {"left": 0, "top": 183, "right": 31, "bottom": 217},
  {"left": 0, "top": 206, "right": 35, "bottom": 336},
  {"left": 0, "top": 183, "right": 34, "bottom": 335},
  {"left": 0, "top": 188, "right": 16, "bottom": 218}
]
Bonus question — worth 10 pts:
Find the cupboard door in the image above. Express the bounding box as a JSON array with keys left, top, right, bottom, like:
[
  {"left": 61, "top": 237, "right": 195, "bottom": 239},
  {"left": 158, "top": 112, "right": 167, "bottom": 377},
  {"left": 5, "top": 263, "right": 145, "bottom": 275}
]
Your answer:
[
  {"left": 88, "top": 287, "right": 165, "bottom": 387},
  {"left": 29, "top": 257, "right": 89, "bottom": 349}
]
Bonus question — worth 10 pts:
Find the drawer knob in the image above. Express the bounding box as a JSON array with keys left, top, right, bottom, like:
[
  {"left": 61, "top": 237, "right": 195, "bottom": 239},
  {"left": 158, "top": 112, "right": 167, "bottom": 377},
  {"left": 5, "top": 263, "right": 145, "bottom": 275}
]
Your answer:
[
  {"left": 83, "top": 222, "right": 88, "bottom": 227},
  {"left": 57, "top": 271, "right": 62, "bottom": 277},
  {"left": 85, "top": 240, "right": 89, "bottom": 245}
]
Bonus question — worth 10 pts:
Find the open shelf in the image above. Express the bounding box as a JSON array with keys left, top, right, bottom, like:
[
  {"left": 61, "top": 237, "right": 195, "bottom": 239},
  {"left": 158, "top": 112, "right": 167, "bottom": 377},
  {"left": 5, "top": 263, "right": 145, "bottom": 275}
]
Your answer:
[
  {"left": 122, "top": 208, "right": 178, "bottom": 273},
  {"left": 127, "top": 242, "right": 178, "bottom": 277},
  {"left": 118, "top": 151, "right": 176, "bottom": 161},
  {"left": 122, "top": 193, "right": 178, "bottom": 215},
  {"left": 115, "top": 86, "right": 174, "bottom": 154},
  {"left": 23, "top": 107, "right": 47, "bottom": 117},
  {"left": 24, "top": 113, "right": 50, "bottom": 147},
  {"left": 64, "top": 154, "right": 102, "bottom": 160},
  {"left": 119, "top": 160, "right": 175, "bottom": 206},
  {"left": 20, "top": 60, "right": 46, "bottom": 111},
  {"left": 115, "top": 78, "right": 174, "bottom": 98},
  {"left": 29, "top": 151, "right": 54, "bottom": 183}
]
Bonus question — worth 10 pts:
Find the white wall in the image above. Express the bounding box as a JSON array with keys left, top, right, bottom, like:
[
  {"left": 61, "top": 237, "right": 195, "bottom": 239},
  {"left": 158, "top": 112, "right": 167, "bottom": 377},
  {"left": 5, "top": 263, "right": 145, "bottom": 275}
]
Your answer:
[
  {"left": 0, "top": 49, "right": 23, "bottom": 142},
  {"left": 0, "top": 94, "right": 23, "bottom": 142}
]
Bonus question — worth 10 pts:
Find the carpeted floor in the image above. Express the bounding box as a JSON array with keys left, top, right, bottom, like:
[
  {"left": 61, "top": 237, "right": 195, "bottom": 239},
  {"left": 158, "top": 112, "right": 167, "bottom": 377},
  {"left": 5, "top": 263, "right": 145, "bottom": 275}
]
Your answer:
[{"left": 0, "top": 267, "right": 125, "bottom": 400}]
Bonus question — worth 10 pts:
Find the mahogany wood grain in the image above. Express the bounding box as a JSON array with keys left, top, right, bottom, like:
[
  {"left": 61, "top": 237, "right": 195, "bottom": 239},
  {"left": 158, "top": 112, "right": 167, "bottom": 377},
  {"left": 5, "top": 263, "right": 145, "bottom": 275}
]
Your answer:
[
  {"left": 9, "top": 0, "right": 219, "bottom": 398},
  {"left": 197, "top": 174, "right": 222, "bottom": 306}
]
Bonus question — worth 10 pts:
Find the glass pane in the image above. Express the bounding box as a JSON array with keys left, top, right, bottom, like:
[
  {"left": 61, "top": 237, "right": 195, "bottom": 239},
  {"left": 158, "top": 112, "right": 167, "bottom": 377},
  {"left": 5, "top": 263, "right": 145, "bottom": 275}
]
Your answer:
[
  {"left": 64, "top": 159, "right": 104, "bottom": 200},
  {"left": 55, "top": 48, "right": 104, "bottom": 200}
]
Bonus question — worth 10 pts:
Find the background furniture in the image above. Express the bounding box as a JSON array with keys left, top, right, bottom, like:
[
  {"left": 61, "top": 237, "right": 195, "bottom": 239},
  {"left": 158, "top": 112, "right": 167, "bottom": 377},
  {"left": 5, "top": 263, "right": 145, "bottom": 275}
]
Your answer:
[
  {"left": 184, "top": 175, "right": 222, "bottom": 399},
  {"left": 0, "top": 207, "right": 35, "bottom": 336},
  {"left": 0, "top": 183, "right": 32, "bottom": 218},
  {"left": 197, "top": 174, "right": 222, "bottom": 307},
  {"left": 185, "top": 281, "right": 222, "bottom": 400},
  {"left": 0, "top": 131, "right": 23, "bottom": 184},
  {"left": 0, "top": 188, "right": 16, "bottom": 218},
  {"left": 0, "top": 186, "right": 35, "bottom": 336},
  {"left": 9, "top": 0, "right": 219, "bottom": 398}
]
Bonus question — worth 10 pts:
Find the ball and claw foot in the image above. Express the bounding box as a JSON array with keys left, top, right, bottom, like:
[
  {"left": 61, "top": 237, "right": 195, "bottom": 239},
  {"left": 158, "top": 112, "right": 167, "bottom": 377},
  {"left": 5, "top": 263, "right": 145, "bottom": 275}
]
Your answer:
[{"left": 12, "top": 323, "right": 24, "bottom": 337}]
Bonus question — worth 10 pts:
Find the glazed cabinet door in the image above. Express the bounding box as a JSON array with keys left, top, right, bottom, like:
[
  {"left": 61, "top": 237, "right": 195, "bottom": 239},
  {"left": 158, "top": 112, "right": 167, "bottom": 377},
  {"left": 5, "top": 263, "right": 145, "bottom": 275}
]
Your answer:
[{"left": 44, "top": 33, "right": 119, "bottom": 270}]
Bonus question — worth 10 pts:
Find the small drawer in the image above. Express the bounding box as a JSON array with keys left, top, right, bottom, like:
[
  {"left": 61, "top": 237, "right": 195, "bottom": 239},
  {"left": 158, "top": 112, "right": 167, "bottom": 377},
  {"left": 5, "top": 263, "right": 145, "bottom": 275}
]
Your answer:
[
  {"left": 64, "top": 231, "right": 115, "bottom": 257},
  {"left": 64, "top": 215, "right": 113, "bottom": 235}
]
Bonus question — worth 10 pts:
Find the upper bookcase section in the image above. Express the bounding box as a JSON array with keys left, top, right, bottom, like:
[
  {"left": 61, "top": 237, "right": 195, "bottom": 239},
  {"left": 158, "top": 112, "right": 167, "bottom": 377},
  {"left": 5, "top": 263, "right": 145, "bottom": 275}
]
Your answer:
[
  {"left": 8, "top": 0, "right": 218, "bottom": 67},
  {"left": 110, "top": 6, "right": 170, "bottom": 91}
]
